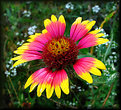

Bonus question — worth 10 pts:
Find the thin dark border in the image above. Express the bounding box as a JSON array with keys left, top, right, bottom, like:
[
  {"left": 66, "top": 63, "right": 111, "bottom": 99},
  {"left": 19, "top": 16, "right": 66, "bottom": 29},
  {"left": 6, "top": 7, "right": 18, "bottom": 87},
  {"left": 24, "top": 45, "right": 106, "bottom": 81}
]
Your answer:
[{"left": 0, "top": 0, "right": 120, "bottom": 109}]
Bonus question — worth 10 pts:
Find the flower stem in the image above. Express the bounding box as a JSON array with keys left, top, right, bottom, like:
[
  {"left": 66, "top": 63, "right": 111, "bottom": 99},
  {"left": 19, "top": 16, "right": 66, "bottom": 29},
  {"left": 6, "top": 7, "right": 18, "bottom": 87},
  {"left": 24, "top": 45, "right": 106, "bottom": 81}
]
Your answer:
[
  {"left": 90, "top": 46, "right": 94, "bottom": 55},
  {"left": 102, "top": 82, "right": 114, "bottom": 108},
  {"left": 8, "top": 76, "right": 21, "bottom": 107}
]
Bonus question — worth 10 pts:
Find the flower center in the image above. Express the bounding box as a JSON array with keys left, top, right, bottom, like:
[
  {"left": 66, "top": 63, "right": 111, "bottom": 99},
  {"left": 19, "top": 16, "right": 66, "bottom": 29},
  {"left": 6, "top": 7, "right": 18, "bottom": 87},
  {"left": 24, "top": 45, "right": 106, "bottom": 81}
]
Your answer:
[
  {"left": 47, "top": 37, "right": 70, "bottom": 57},
  {"left": 42, "top": 37, "right": 79, "bottom": 69}
]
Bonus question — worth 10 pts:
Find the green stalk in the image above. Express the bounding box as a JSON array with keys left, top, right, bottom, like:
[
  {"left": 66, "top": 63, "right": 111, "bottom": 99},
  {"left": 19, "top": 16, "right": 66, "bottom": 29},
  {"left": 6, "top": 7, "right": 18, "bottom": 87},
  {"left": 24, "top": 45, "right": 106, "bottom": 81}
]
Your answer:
[{"left": 104, "top": 29, "right": 113, "bottom": 62}]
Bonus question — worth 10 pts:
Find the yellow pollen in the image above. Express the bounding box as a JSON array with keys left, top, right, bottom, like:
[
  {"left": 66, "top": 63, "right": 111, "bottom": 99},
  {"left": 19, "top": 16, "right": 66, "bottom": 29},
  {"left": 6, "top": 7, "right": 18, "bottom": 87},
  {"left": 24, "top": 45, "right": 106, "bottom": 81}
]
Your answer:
[{"left": 47, "top": 38, "right": 70, "bottom": 56}]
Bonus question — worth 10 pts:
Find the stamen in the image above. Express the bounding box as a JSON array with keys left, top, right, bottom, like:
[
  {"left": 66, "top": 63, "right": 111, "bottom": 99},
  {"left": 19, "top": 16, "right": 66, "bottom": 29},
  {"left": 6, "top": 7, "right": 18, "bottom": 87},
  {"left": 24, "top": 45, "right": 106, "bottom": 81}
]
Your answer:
[{"left": 47, "top": 38, "right": 70, "bottom": 56}]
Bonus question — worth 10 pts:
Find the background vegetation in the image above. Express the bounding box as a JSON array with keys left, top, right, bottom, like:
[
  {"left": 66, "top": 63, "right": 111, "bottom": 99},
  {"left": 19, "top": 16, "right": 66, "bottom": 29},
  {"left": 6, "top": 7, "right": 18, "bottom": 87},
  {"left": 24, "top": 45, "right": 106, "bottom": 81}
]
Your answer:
[{"left": 1, "top": 0, "right": 119, "bottom": 109}]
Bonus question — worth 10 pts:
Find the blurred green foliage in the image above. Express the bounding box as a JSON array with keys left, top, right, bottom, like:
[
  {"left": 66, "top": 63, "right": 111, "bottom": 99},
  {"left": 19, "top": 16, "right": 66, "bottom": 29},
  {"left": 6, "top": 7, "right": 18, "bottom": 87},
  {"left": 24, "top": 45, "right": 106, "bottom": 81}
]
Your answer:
[{"left": 1, "top": 1, "right": 119, "bottom": 109}]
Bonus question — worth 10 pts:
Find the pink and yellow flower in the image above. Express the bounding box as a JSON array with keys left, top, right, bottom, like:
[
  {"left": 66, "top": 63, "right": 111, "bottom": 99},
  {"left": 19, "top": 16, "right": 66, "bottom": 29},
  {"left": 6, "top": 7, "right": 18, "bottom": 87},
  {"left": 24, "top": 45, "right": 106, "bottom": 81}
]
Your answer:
[{"left": 11, "top": 15, "right": 109, "bottom": 99}]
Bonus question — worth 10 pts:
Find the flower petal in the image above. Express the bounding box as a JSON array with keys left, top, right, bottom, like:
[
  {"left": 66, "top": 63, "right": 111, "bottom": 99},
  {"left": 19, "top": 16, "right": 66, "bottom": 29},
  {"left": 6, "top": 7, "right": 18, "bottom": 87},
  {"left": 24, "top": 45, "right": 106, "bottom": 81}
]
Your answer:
[
  {"left": 60, "top": 78, "right": 69, "bottom": 94},
  {"left": 73, "top": 61, "right": 93, "bottom": 83},
  {"left": 53, "top": 69, "right": 69, "bottom": 98},
  {"left": 44, "top": 19, "right": 51, "bottom": 27},
  {"left": 22, "top": 50, "right": 42, "bottom": 61},
  {"left": 94, "top": 59, "right": 106, "bottom": 69},
  {"left": 11, "top": 56, "right": 22, "bottom": 60},
  {"left": 58, "top": 15, "right": 66, "bottom": 37},
  {"left": 12, "top": 59, "right": 27, "bottom": 67},
  {"left": 29, "top": 82, "right": 38, "bottom": 92},
  {"left": 70, "top": 18, "right": 96, "bottom": 42},
  {"left": 55, "top": 85, "right": 61, "bottom": 98},
  {"left": 24, "top": 68, "right": 47, "bottom": 89},
  {"left": 51, "top": 15, "right": 57, "bottom": 22},
  {"left": 96, "top": 38, "right": 109, "bottom": 45},
  {"left": 35, "top": 32, "right": 52, "bottom": 47},
  {"left": 89, "top": 67, "right": 101, "bottom": 76},
  {"left": 46, "top": 84, "right": 54, "bottom": 99},
  {"left": 11, "top": 31, "right": 52, "bottom": 67},
  {"left": 12, "top": 50, "right": 42, "bottom": 67},
  {"left": 44, "top": 15, "right": 66, "bottom": 38},
  {"left": 73, "top": 57, "right": 106, "bottom": 83},
  {"left": 58, "top": 15, "right": 66, "bottom": 24},
  {"left": 28, "top": 41, "right": 44, "bottom": 51},
  {"left": 24, "top": 68, "right": 69, "bottom": 99},
  {"left": 29, "top": 30, "right": 52, "bottom": 47},
  {"left": 37, "top": 83, "right": 46, "bottom": 97},
  {"left": 77, "top": 31, "right": 109, "bottom": 49},
  {"left": 27, "top": 33, "right": 41, "bottom": 42}
]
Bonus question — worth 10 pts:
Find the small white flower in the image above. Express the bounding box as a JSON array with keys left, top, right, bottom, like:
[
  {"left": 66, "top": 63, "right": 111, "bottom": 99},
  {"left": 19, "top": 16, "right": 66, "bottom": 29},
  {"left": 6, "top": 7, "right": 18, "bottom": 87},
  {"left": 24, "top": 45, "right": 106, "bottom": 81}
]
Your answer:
[
  {"left": 87, "top": 104, "right": 92, "bottom": 109},
  {"left": 72, "top": 103, "right": 76, "bottom": 106},
  {"left": 77, "top": 86, "right": 81, "bottom": 89},
  {"left": 92, "top": 5, "right": 100, "bottom": 13},
  {"left": 112, "top": 92, "right": 117, "bottom": 96},
  {"left": 78, "top": 89, "right": 82, "bottom": 92},
  {"left": 10, "top": 68, "right": 17, "bottom": 76},
  {"left": 21, "top": 40, "right": 25, "bottom": 43},
  {"left": 69, "top": 102, "right": 72, "bottom": 105},
  {"left": 114, "top": 56, "right": 117, "bottom": 59},
  {"left": 65, "top": 2, "right": 74, "bottom": 10},
  {"left": 109, "top": 56, "right": 113, "bottom": 59},
  {"left": 6, "top": 64, "right": 10, "bottom": 68},
  {"left": 114, "top": 59, "right": 117, "bottom": 63},
  {"left": 22, "top": 10, "right": 27, "bottom": 14},
  {"left": 103, "top": 33, "right": 109, "bottom": 38},
  {"left": 5, "top": 70, "right": 10, "bottom": 75},
  {"left": 100, "top": 28, "right": 104, "bottom": 31},
  {"left": 65, "top": 3, "right": 70, "bottom": 9},
  {"left": 32, "top": 25, "right": 37, "bottom": 29},
  {"left": 28, "top": 25, "right": 37, "bottom": 35},
  {"left": 10, "top": 66, "right": 14, "bottom": 70},
  {"left": 112, "top": 5, "right": 116, "bottom": 10},
  {"left": 112, "top": 52, "right": 116, "bottom": 55},
  {"left": 15, "top": 32, "right": 19, "bottom": 36},
  {"left": 8, "top": 60, "right": 12, "bottom": 64},
  {"left": 5, "top": 70, "right": 10, "bottom": 77},
  {"left": 108, "top": 73, "right": 117, "bottom": 81},
  {"left": 70, "top": 85, "right": 76, "bottom": 89},
  {"left": 32, "top": 29, "right": 35, "bottom": 33},
  {"left": 26, "top": 14, "right": 30, "bottom": 17},
  {"left": 27, "top": 11, "right": 31, "bottom": 14},
  {"left": 17, "top": 40, "right": 24, "bottom": 46},
  {"left": 28, "top": 27, "right": 33, "bottom": 31},
  {"left": 22, "top": 10, "right": 31, "bottom": 17},
  {"left": 28, "top": 31, "right": 34, "bottom": 35}
]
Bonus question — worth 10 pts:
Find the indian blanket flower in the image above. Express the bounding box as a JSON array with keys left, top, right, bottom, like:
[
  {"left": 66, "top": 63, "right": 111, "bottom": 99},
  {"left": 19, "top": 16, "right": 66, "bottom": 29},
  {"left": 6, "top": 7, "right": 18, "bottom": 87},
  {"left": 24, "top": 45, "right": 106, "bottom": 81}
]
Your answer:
[{"left": 11, "top": 15, "right": 109, "bottom": 99}]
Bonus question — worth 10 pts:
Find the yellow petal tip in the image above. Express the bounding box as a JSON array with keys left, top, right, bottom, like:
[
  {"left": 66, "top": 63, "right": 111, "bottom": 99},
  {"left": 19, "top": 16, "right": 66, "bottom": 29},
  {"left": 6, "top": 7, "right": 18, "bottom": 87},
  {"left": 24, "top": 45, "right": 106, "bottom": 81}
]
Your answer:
[
  {"left": 76, "top": 17, "right": 82, "bottom": 23},
  {"left": 44, "top": 19, "right": 51, "bottom": 27},
  {"left": 97, "top": 38, "right": 109, "bottom": 45},
  {"left": 59, "top": 15, "right": 66, "bottom": 24},
  {"left": 42, "top": 29, "right": 48, "bottom": 34},
  {"left": 94, "top": 59, "right": 106, "bottom": 70},
  {"left": 86, "top": 21, "right": 96, "bottom": 30},
  {"left": 51, "top": 15, "right": 57, "bottom": 22}
]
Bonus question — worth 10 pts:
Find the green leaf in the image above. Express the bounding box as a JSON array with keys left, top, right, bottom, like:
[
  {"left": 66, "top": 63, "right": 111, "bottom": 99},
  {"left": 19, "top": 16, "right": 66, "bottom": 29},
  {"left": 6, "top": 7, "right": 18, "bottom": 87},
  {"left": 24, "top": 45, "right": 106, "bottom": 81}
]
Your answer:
[
  {"left": 77, "top": 53, "right": 94, "bottom": 59},
  {"left": 104, "top": 11, "right": 116, "bottom": 22}
]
